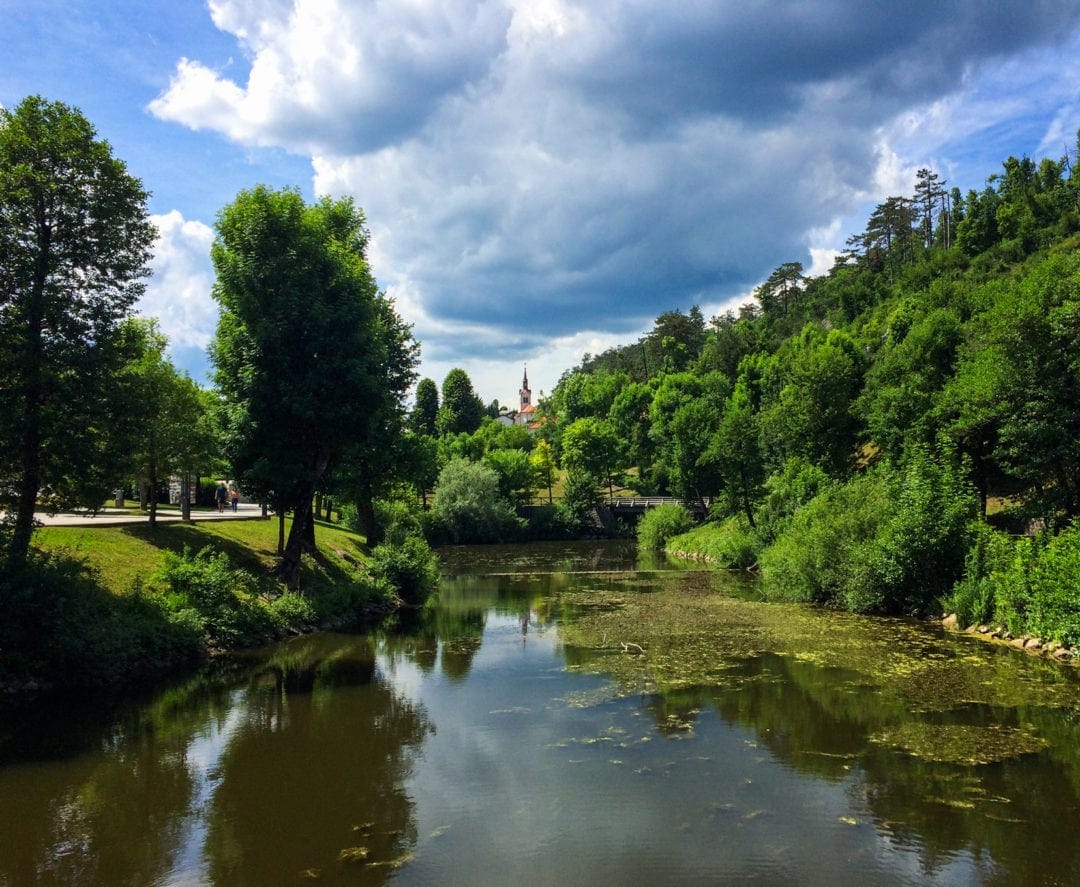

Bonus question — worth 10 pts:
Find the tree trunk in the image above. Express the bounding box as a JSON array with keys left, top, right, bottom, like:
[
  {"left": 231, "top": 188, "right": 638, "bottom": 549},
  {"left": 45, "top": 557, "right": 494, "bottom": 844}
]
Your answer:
[
  {"left": 281, "top": 453, "right": 331, "bottom": 586},
  {"left": 303, "top": 503, "right": 317, "bottom": 550},
  {"left": 277, "top": 510, "right": 286, "bottom": 555},
  {"left": 356, "top": 497, "right": 376, "bottom": 547},
  {"left": 180, "top": 476, "right": 192, "bottom": 522},
  {"left": 148, "top": 475, "right": 158, "bottom": 528},
  {"left": 325, "top": 498, "right": 333, "bottom": 521},
  {"left": 314, "top": 492, "right": 323, "bottom": 521},
  {"left": 7, "top": 234, "right": 48, "bottom": 567}
]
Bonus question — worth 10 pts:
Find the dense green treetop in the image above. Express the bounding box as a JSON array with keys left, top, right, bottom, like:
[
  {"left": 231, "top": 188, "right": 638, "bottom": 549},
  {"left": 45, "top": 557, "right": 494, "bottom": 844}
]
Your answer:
[{"left": 0, "top": 96, "right": 155, "bottom": 565}]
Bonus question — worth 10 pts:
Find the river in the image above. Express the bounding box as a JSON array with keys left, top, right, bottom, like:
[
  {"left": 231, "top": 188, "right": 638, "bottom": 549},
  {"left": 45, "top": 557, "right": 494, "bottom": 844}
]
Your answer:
[{"left": 2, "top": 540, "right": 1080, "bottom": 885}]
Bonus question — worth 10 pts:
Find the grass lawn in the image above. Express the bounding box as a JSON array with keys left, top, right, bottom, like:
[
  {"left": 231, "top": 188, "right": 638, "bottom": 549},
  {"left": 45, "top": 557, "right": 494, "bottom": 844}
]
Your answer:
[{"left": 34, "top": 517, "right": 370, "bottom": 596}]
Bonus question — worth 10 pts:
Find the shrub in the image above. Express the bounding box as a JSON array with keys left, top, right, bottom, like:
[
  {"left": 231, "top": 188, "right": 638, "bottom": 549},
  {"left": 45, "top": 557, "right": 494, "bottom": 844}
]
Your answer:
[
  {"left": 155, "top": 546, "right": 276, "bottom": 647},
  {"left": 761, "top": 450, "right": 978, "bottom": 614},
  {"left": 667, "top": 516, "right": 758, "bottom": 568},
  {"left": 868, "top": 447, "right": 979, "bottom": 614},
  {"left": 959, "top": 522, "right": 1080, "bottom": 645},
  {"left": 944, "top": 521, "right": 1013, "bottom": 628},
  {"left": 754, "top": 457, "right": 830, "bottom": 545},
  {"left": 374, "top": 497, "right": 424, "bottom": 545},
  {"left": 637, "top": 503, "right": 695, "bottom": 550},
  {"left": 522, "top": 503, "right": 578, "bottom": 540},
  {"left": 432, "top": 457, "right": 522, "bottom": 543},
  {"left": 0, "top": 552, "right": 202, "bottom": 689},
  {"left": 370, "top": 535, "right": 440, "bottom": 606},
  {"left": 268, "top": 592, "right": 317, "bottom": 633},
  {"left": 760, "top": 471, "right": 891, "bottom": 608}
]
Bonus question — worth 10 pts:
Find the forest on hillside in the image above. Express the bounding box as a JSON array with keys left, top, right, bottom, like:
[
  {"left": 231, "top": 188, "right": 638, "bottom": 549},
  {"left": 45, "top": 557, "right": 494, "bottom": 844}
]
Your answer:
[{"left": 512, "top": 144, "right": 1080, "bottom": 639}]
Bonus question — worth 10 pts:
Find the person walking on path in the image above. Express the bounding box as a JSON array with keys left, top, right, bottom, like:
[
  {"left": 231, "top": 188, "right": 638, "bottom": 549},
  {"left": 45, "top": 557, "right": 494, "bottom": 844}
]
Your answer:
[
  {"left": 229, "top": 486, "right": 240, "bottom": 513},
  {"left": 216, "top": 482, "right": 228, "bottom": 513}
]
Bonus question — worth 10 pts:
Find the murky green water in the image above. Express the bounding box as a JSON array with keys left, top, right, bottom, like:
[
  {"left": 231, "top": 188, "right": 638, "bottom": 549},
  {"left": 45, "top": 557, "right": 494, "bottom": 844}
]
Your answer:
[{"left": 3, "top": 540, "right": 1080, "bottom": 885}]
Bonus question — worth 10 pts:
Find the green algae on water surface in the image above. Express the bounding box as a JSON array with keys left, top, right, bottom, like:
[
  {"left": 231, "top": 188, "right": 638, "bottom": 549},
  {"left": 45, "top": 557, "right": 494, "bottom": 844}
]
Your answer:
[
  {"left": 554, "top": 570, "right": 1080, "bottom": 714},
  {"left": 870, "top": 723, "right": 1049, "bottom": 765}
]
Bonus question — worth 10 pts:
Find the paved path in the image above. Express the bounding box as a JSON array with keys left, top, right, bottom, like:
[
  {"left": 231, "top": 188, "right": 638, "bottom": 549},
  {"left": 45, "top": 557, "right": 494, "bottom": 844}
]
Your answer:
[{"left": 34, "top": 503, "right": 268, "bottom": 528}]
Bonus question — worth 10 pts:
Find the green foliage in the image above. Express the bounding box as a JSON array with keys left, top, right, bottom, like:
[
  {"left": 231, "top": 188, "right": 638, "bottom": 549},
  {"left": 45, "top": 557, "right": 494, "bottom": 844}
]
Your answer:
[
  {"left": 0, "top": 96, "right": 155, "bottom": 564},
  {"left": 432, "top": 457, "right": 522, "bottom": 543},
  {"left": 210, "top": 186, "right": 417, "bottom": 581},
  {"left": 410, "top": 377, "right": 439, "bottom": 436},
  {"left": 753, "top": 457, "right": 829, "bottom": 545},
  {"left": 373, "top": 497, "right": 425, "bottom": 545},
  {"left": 0, "top": 552, "right": 201, "bottom": 689},
  {"left": 561, "top": 468, "right": 602, "bottom": 524},
  {"left": 760, "top": 472, "right": 891, "bottom": 607},
  {"left": 949, "top": 523, "right": 1080, "bottom": 646},
  {"left": 637, "top": 503, "right": 695, "bottom": 550},
  {"left": 946, "top": 521, "right": 1015, "bottom": 629},
  {"left": 761, "top": 452, "right": 977, "bottom": 613},
  {"left": 667, "top": 517, "right": 759, "bottom": 569},
  {"left": 370, "top": 535, "right": 439, "bottom": 606},
  {"left": 437, "top": 368, "right": 484, "bottom": 436},
  {"left": 484, "top": 447, "right": 535, "bottom": 508},
  {"left": 155, "top": 546, "right": 276, "bottom": 647},
  {"left": 521, "top": 503, "right": 579, "bottom": 540}
]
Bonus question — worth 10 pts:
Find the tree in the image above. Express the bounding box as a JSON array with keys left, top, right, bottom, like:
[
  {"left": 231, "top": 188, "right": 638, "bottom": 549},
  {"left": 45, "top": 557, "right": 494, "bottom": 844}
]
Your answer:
[
  {"left": 437, "top": 368, "right": 484, "bottom": 436},
  {"left": 410, "top": 378, "right": 439, "bottom": 436},
  {"left": 432, "top": 457, "right": 519, "bottom": 543},
  {"left": 707, "top": 379, "right": 764, "bottom": 526},
  {"left": 0, "top": 96, "right": 155, "bottom": 565},
  {"left": 529, "top": 439, "right": 557, "bottom": 504},
  {"left": 561, "top": 417, "right": 623, "bottom": 500},
  {"left": 210, "top": 186, "right": 416, "bottom": 583},
  {"left": 119, "top": 319, "right": 216, "bottom": 528}
]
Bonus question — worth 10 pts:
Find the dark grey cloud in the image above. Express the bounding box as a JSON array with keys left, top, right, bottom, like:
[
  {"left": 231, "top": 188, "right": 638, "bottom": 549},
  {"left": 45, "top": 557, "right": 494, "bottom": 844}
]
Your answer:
[{"left": 153, "top": 0, "right": 1080, "bottom": 374}]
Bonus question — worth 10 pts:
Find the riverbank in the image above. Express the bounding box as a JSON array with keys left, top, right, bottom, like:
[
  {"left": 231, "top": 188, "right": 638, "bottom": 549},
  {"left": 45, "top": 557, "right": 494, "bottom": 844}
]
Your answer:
[
  {"left": 0, "top": 518, "right": 395, "bottom": 697},
  {"left": 662, "top": 518, "right": 1080, "bottom": 666}
]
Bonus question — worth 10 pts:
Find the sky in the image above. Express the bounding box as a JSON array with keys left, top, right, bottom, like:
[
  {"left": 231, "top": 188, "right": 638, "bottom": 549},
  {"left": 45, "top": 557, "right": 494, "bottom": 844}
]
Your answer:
[{"left": 5, "top": 1, "right": 1080, "bottom": 407}]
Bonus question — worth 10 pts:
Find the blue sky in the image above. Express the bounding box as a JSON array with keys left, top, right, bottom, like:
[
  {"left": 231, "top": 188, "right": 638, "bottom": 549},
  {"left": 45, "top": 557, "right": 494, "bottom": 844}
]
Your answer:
[{"left": 5, "top": 0, "right": 1080, "bottom": 405}]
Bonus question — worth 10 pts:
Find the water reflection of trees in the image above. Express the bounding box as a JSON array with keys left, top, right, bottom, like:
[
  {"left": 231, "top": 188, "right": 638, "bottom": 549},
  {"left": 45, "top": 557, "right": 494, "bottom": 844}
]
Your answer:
[
  {"left": 201, "top": 635, "right": 431, "bottom": 883},
  {"left": 0, "top": 671, "right": 238, "bottom": 886},
  {"left": 0, "top": 635, "right": 433, "bottom": 885},
  {"left": 634, "top": 653, "right": 1080, "bottom": 880}
]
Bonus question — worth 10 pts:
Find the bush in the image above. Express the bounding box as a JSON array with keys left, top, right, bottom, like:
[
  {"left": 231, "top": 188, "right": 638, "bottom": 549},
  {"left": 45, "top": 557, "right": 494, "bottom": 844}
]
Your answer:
[
  {"left": 667, "top": 516, "right": 758, "bottom": 568},
  {"left": 761, "top": 451, "right": 977, "bottom": 614},
  {"left": 754, "top": 457, "right": 830, "bottom": 545},
  {"left": 0, "top": 552, "right": 202, "bottom": 689},
  {"left": 760, "top": 471, "right": 890, "bottom": 608},
  {"left": 155, "top": 546, "right": 276, "bottom": 647},
  {"left": 954, "top": 522, "right": 1080, "bottom": 645},
  {"left": 268, "top": 592, "right": 317, "bottom": 633},
  {"left": 944, "top": 521, "right": 1012, "bottom": 628},
  {"left": 522, "top": 503, "right": 578, "bottom": 540},
  {"left": 637, "top": 503, "right": 695, "bottom": 550},
  {"left": 432, "top": 457, "right": 522, "bottom": 543},
  {"left": 374, "top": 497, "right": 424, "bottom": 545},
  {"left": 370, "top": 535, "right": 440, "bottom": 606}
]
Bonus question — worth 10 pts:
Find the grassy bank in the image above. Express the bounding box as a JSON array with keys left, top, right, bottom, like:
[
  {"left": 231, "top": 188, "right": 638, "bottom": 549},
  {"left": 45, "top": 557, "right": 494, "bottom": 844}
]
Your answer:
[{"left": 1, "top": 518, "right": 395, "bottom": 693}]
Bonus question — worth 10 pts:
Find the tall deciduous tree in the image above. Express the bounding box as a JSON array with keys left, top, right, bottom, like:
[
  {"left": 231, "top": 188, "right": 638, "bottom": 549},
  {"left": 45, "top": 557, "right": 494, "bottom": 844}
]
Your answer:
[
  {"left": 119, "top": 319, "right": 218, "bottom": 527},
  {"left": 210, "top": 186, "right": 416, "bottom": 583},
  {"left": 437, "top": 368, "right": 484, "bottom": 436},
  {"left": 0, "top": 96, "right": 154, "bottom": 565}
]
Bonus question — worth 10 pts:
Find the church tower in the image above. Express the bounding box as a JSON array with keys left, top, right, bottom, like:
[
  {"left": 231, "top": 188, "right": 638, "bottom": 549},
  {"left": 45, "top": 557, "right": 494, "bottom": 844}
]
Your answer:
[{"left": 519, "top": 366, "right": 531, "bottom": 412}]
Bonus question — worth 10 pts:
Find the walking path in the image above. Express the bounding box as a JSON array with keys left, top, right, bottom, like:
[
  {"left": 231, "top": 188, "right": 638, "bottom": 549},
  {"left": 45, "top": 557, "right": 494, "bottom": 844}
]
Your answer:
[{"left": 33, "top": 502, "right": 267, "bottom": 528}]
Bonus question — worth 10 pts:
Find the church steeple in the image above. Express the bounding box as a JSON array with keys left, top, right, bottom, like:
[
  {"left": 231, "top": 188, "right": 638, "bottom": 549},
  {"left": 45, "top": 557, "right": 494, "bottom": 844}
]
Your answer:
[{"left": 519, "top": 365, "right": 531, "bottom": 411}]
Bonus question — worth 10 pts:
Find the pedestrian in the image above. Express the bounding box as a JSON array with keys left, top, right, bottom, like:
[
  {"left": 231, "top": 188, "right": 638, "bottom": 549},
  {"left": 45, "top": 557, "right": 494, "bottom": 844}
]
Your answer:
[
  {"left": 216, "top": 481, "right": 228, "bottom": 513},
  {"left": 229, "top": 486, "right": 239, "bottom": 513}
]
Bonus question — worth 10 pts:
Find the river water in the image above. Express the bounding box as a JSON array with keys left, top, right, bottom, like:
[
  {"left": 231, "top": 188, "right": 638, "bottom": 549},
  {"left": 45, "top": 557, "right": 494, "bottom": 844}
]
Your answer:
[{"left": 3, "top": 540, "right": 1080, "bottom": 885}]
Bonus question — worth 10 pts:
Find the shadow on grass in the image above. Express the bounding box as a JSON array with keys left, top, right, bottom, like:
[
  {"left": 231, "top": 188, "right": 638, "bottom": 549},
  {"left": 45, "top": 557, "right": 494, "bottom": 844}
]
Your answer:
[{"left": 115, "top": 521, "right": 372, "bottom": 599}]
